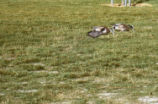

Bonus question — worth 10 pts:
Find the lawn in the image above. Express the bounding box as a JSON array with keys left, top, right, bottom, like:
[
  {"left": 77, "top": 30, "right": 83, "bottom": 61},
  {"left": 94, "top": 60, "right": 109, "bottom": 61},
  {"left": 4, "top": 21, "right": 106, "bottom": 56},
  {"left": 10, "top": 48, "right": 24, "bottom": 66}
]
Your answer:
[{"left": 0, "top": 0, "right": 158, "bottom": 104}]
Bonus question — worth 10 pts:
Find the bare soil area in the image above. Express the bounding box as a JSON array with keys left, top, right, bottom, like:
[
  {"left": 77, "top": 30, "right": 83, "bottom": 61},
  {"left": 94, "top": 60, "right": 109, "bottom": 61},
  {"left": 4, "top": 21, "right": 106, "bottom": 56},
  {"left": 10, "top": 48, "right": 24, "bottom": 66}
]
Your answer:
[{"left": 101, "top": 3, "right": 152, "bottom": 7}]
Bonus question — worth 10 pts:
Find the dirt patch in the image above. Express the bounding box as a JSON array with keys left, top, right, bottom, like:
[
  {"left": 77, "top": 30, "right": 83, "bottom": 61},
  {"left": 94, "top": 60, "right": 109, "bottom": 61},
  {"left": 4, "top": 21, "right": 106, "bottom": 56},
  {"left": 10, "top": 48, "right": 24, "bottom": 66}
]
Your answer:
[
  {"left": 97, "top": 91, "right": 117, "bottom": 99},
  {"left": 56, "top": 89, "right": 88, "bottom": 100},
  {"left": 32, "top": 70, "right": 59, "bottom": 74},
  {"left": 136, "top": 3, "right": 152, "bottom": 7},
  {"left": 0, "top": 93, "right": 5, "bottom": 96},
  {"left": 17, "top": 89, "right": 38, "bottom": 93},
  {"left": 101, "top": 4, "right": 124, "bottom": 7},
  {"left": 50, "top": 101, "right": 72, "bottom": 104},
  {"left": 138, "top": 96, "right": 158, "bottom": 104},
  {"left": 101, "top": 3, "right": 152, "bottom": 7}
]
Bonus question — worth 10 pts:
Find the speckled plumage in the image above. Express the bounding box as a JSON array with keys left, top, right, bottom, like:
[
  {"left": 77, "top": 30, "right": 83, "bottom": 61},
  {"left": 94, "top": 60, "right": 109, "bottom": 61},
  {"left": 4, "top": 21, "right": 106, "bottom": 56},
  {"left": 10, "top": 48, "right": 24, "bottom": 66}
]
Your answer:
[{"left": 112, "top": 24, "right": 134, "bottom": 31}]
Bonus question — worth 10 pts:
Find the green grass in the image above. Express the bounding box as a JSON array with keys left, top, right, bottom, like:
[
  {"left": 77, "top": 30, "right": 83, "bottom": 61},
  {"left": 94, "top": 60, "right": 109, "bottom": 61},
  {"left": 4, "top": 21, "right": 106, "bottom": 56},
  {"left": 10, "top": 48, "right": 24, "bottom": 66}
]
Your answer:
[{"left": 0, "top": 0, "right": 158, "bottom": 104}]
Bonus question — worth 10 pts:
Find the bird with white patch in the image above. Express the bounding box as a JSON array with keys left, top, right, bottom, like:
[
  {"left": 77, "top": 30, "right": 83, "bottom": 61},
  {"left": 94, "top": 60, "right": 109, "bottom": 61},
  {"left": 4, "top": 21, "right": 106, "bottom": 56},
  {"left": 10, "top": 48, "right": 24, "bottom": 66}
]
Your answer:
[
  {"left": 87, "top": 26, "right": 114, "bottom": 38},
  {"left": 112, "top": 23, "right": 134, "bottom": 31}
]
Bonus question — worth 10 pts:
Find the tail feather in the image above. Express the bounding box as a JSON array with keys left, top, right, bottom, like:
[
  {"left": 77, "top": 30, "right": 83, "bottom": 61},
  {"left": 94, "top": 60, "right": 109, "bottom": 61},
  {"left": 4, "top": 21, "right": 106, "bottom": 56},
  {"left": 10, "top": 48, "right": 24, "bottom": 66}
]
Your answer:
[{"left": 87, "top": 31, "right": 102, "bottom": 38}]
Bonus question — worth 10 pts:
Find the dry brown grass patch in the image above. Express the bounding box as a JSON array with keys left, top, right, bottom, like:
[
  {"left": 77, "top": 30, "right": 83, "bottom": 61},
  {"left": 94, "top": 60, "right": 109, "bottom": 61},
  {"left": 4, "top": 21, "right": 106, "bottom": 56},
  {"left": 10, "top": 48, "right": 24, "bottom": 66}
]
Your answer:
[{"left": 101, "top": 3, "right": 152, "bottom": 7}]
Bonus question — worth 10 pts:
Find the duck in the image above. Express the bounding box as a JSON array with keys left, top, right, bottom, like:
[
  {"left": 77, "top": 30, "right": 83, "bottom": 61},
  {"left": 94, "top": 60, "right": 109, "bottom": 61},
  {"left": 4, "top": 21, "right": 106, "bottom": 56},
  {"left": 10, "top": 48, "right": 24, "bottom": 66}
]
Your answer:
[
  {"left": 87, "top": 26, "right": 114, "bottom": 38},
  {"left": 112, "top": 23, "right": 134, "bottom": 31}
]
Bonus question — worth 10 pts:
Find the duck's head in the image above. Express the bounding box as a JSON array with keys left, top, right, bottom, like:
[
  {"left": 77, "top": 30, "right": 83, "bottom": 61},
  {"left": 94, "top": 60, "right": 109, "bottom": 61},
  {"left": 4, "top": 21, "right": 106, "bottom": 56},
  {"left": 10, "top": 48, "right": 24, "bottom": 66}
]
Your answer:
[
  {"left": 112, "top": 23, "right": 121, "bottom": 30},
  {"left": 112, "top": 25, "right": 115, "bottom": 29},
  {"left": 128, "top": 25, "right": 134, "bottom": 29}
]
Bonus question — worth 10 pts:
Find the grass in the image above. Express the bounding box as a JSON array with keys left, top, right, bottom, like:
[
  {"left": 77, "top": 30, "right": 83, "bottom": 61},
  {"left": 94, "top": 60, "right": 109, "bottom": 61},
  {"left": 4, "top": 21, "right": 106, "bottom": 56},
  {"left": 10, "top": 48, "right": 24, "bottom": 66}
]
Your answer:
[{"left": 0, "top": 0, "right": 158, "bottom": 103}]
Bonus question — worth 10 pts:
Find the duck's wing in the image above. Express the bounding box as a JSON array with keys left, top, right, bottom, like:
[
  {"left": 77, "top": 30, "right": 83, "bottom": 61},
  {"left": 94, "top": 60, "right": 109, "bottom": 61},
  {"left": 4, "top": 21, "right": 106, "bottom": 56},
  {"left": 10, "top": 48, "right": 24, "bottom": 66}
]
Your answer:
[
  {"left": 113, "top": 24, "right": 127, "bottom": 31},
  {"left": 93, "top": 26, "right": 105, "bottom": 32},
  {"left": 101, "top": 27, "right": 110, "bottom": 34},
  {"left": 113, "top": 24, "right": 134, "bottom": 31},
  {"left": 112, "top": 24, "right": 121, "bottom": 29},
  {"left": 113, "top": 23, "right": 122, "bottom": 27},
  {"left": 87, "top": 31, "right": 102, "bottom": 38}
]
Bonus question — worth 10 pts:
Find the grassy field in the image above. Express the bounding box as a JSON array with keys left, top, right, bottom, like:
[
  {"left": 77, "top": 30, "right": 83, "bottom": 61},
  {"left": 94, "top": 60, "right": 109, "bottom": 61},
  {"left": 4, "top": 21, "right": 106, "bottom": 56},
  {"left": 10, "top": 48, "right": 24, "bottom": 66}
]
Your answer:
[{"left": 0, "top": 0, "right": 158, "bottom": 104}]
